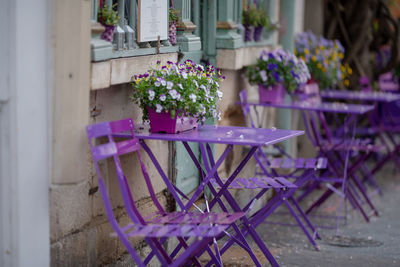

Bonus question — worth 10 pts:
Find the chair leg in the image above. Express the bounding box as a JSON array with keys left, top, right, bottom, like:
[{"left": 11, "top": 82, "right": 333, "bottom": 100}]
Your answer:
[
  {"left": 289, "top": 196, "right": 321, "bottom": 240},
  {"left": 283, "top": 199, "right": 320, "bottom": 250}
]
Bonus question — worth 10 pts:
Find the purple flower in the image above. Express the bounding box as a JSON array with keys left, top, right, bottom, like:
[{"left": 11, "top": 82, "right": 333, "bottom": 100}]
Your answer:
[
  {"left": 273, "top": 71, "right": 281, "bottom": 82},
  {"left": 268, "top": 63, "right": 277, "bottom": 71},
  {"left": 159, "top": 94, "right": 166, "bottom": 101}
]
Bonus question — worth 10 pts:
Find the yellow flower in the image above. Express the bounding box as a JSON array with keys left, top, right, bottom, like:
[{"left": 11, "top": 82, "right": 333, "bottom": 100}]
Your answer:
[
  {"left": 322, "top": 67, "right": 327, "bottom": 72},
  {"left": 135, "top": 78, "right": 141, "bottom": 84},
  {"left": 311, "top": 55, "right": 317, "bottom": 61},
  {"left": 316, "top": 49, "right": 320, "bottom": 55},
  {"left": 317, "top": 63, "right": 322, "bottom": 69},
  {"left": 344, "top": 79, "right": 350, "bottom": 87},
  {"left": 339, "top": 53, "right": 344, "bottom": 59},
  {"left": 304, "top": 49, "right": 310, "bottom": 55},
  {"left": 348, "top": 67, "right": 353, "bottom": 75}
]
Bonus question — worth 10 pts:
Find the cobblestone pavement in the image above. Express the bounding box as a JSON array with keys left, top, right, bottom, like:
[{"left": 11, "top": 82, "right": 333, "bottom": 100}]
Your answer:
[
  {"left": 109, "top": 162, "right": 400, "bottom": 267},
  {"left": 253, "top": 162, "right": 400, "bottom": 267}
]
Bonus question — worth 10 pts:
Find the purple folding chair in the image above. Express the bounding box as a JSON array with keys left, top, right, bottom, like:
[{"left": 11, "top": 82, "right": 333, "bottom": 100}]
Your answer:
[
  {"left": 86, "top": 118, "right": 246, "bottom": 267},
  {"left": 238, "top": 89, "right": 325, "bottom": 247},
  {"left": 300, "top": 109, "right": 381, "bottom": 223}
]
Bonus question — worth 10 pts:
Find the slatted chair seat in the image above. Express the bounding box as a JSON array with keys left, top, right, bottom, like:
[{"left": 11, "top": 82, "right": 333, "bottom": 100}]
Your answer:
[
  {"left": 209, "top": 176, "right": 297, "bottom": 190},
  {"left": 265, "top": 157, "right": 327, "bottom": 169},
  {"left": 319, "top": 138, "right": 382, "bottom": 152},
  {"left": 115, "top": 223, "right": 229, "bottom": 238},
  {"left": 144, "top": 211, "right": 245, "bottom": 225}
]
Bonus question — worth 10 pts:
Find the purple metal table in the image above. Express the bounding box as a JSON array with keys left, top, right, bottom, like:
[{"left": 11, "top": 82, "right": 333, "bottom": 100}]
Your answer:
[
  {"left": 118, "top": 125, "right": 303, "bottom": 267},
  {"left": 321, "top": 90, "right": 400, "bottom": 176},
  {"left": 244, "top": 99, "right": 380, "bottom": 228},
  {"left": 321, "top": 90, "right": 400, "bottom": 103}
]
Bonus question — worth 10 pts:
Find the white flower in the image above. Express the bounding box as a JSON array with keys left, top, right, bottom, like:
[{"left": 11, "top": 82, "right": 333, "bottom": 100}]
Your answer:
[
  {"left": 177, "top": 83, "right": 183, "bottom": 90},
  {"left": 218, "top": 112, "right": 222, "bottom": 121},
  {"left": 161, "top": 79, "right": 166, "bottom": 86},
  {"left": 194, "top": 80, "right": 198, "bottom": 88},
  {"left": 182, "top": 72, "right": 188, "bottom": 79},
  {"left": 212, "top": 109, "right": 217, "bottom": 118},
  {"left": 155, "top": 104, "right": 163, "bottom": 113},
  {"left": 176, "top": 93, "right": 182, "bottom": 101},
  {"left": 260, "top": 70, "right": 268, "bottom": 82},
  {"left": 189, "top": 94, "right": 197, "bottom": 103},
  {"left": 217, "top": 90, "right": 223, "bottom": 99},
  {"left": 169, "top": 89, "right": 179, "bottom": 99},
  {"left": 199, "top": 104, "right": 206, "bottom": 115},
  {"left": 200, "top": 84, "right": 206, "bottom": 91},
  {"left": 154, "top": 81, "right": 161, "bottom": 87},
  {"left": 159, "top": 94, "right": 166, "bottom": 101},
  {"left": 166, "top": 81, "right": 174, "bottom": 90},
  {"left": 148, "top": 90, "right": 155, "bottom": 100}
]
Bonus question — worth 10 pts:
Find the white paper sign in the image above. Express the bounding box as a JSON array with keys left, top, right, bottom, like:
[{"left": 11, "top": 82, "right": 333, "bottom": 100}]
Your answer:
[{"left": 137, "top": 0, "right": 168, "bottom": 42}]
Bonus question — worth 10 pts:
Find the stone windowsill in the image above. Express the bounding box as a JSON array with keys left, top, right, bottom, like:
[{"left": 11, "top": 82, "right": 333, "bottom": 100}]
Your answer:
[
  {"left": 216, "top": 44, "right": 281, "bottom": 71},
  {"left": 91, "top": 52, "right": 178, "bottom": 90}
]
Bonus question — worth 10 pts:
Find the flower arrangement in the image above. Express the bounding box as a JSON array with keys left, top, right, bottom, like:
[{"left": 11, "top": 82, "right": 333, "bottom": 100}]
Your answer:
[
  {"left": 168, "top": 8, "right": 180, "bottom": 45},
  {"left": 242, "top": 5, "right": 278, "bottom": 42},
  {"left": 295, "top": 31, "right": 352, "bottom": 89},
  {"left": 246, "top": 49, "right": 311, "bottom": 93},
  {"left": 130, "top": 60, "right": 225, "bottom": 123},
  {"left": 98, "top": 4, "right": 120, "bottom": 42},
  {"left": 98, "top": 4, "right": 120, "bottom": 26}
]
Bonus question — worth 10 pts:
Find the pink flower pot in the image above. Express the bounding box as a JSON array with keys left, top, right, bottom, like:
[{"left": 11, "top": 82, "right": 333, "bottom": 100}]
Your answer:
[
  {"left": 101, "top": 25, "right": 115, "bottom": 42},
  {"left": 244, "top": 25, "right": 252, "bottom": 42},
  {"left": 297, "top": 82, "right": 321, "bottom": 103},
  {"left": 253, "top": 26, "right": 263, "bottom": 42},
  {"left": 148, "top": 107, "right": 198, "bottom": 134},
  {"left": 258, "top": 84, "right": 286, "bottom": 103}
]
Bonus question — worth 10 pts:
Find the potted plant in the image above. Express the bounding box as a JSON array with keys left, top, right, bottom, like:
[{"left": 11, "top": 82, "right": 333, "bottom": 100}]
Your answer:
[
  {"left": 295, "top": 31, "right": 352, "bottom": 93},
  {"left": 242, "top": 5, "right": 259, "bottom": 42},
  {"left": 169, "top": 8, "right": 180, "bottom": 46},
  {"left": 98, "top": 4, "right": 120, "bottom": 42},
  {"left": 255, "top": 11, "right": 278, "bottom": 41},
  {"left": 130, "top": 60, "right": 225, "bottom": 133},
  {"left": 246, "top": 49, "right": 310, "bottom": 103}
]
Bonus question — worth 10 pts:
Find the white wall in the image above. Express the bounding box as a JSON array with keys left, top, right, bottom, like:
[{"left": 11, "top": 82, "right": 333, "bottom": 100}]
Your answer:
[{"left": 0, "top": 0, "right": 50, "bottom": 266}]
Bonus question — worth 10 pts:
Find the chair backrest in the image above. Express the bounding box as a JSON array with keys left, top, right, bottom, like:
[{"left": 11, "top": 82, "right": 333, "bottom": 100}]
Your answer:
[
  {"left": 379, "top": 72, "right": 399, "bottom": 92},
  {"left": 359, "top": 76, "right": 373, "bottom": 92},
  {"left": 86, "top": 118, "right": 165, "bottom": 228},
  {"left": 239, "top": 89, "right": 257, "bottom": 128}
]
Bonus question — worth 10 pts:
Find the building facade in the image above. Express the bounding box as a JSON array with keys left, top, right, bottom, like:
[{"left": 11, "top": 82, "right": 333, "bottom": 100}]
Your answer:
[{"left": 0, "top": 0, "right": 308, "bottom": 266}]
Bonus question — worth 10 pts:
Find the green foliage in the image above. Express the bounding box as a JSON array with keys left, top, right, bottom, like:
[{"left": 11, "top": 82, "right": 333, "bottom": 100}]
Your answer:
[
  {"left": 98, "top": 4, "right": 120, "bottom": 26},
  {"left": 246, "top": 50, "right": 310, "bottom": 93},
  {"left": 242, "top": 5, "right": 278, "bottom": 30},
  {"left": 169, "top": 8, "right": 180, "bottom": 23}
]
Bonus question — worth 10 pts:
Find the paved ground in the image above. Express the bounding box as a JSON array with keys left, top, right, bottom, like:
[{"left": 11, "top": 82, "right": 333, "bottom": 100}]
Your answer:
[
  {"left": 109, "top": 162, "right": 400, "bottom": 267},
  {"left": 215, "top": 162, "right": 400, "bottom": 267}
]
